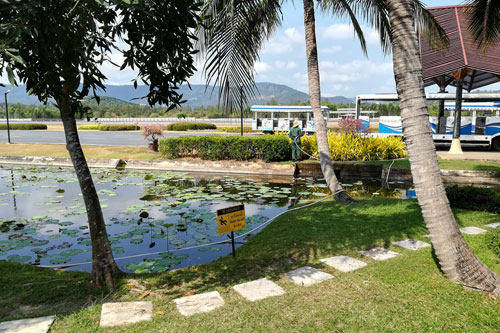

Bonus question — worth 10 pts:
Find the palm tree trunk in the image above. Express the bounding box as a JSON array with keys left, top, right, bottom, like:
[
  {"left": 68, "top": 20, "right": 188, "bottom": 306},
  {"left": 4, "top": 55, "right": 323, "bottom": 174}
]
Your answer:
[
  {"left": 387, "top": 0, "right": 499, "bottom": 294},
  {"left": 58, "top": 88, "right": 121, "bottom": 289},
  {"left": 302, "top": 0, "right": 353, "bottom": 202}
]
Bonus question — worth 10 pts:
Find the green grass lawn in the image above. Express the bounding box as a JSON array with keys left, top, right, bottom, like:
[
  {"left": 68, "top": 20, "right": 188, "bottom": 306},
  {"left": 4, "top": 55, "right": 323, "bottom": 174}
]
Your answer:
[{"left": 1, "top": 198, "right": 499, "bottom": 332}]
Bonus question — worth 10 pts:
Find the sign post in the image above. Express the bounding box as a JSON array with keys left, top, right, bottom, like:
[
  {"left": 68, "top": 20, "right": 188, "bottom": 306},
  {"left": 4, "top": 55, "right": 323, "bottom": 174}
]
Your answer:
[{"left": 217, "top": 204, "right": 246, "bottom": 257}]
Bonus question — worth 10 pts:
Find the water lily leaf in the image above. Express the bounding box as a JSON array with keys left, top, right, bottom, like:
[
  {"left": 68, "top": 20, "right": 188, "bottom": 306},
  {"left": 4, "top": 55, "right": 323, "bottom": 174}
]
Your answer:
[
  {"left": 7, "top": 254, "right": 32, "bottom": 262},
  {"left": 56, "top": 189, "right": 65, "bottom": 194},
  {"left": 59, "top": 249, "right": 84, "bottom": 257},
  {"left": 139, "top": 211, "right": 149, "bottom": 219},
  {"left": 50, "top": 257, "right": 70, "bottom": 265}
]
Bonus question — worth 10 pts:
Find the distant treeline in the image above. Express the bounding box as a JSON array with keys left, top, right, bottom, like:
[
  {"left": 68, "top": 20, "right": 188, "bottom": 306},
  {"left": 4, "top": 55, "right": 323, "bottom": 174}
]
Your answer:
[
  {"left": 0, "top": 100, "right": 446, "bottom": 119},
  {"left": 0, "top": 102, "right": 254, "bottom": 119}
]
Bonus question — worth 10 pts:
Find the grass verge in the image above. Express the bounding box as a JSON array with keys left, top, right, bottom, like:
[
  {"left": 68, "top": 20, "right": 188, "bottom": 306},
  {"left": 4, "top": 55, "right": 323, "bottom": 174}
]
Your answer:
[
  {"left": 1, "top": 198, "right": 499, "bottom": 332},
  {"left": 0, "top": 143, "right": 162, "bottom": 161}
]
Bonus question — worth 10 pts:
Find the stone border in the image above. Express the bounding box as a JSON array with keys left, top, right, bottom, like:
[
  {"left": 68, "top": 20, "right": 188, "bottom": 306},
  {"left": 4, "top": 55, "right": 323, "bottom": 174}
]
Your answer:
[
  {"left": 0, "top": 155, "right": 295, "bottom": 176},
  {"left": 297, "top": 162, "right": 500, "bottom": 185}
]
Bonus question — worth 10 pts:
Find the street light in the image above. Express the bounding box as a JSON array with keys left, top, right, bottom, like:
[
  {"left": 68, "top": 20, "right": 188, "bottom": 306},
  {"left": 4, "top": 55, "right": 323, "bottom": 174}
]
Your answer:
[{"left": 4, "top": 86, "right": 13, "bottom": 144}]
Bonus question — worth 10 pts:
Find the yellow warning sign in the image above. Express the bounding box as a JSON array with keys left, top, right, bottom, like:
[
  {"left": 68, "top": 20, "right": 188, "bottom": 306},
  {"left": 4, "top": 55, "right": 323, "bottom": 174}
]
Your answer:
[{"left": 217, "top": 204, "right": 246, "bottom": 235}]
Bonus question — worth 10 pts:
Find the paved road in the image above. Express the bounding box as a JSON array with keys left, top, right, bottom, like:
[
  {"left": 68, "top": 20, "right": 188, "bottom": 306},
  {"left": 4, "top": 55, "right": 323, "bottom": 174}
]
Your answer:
[{"left": 0, "top": 130, "right": 248, "bottom": 146}]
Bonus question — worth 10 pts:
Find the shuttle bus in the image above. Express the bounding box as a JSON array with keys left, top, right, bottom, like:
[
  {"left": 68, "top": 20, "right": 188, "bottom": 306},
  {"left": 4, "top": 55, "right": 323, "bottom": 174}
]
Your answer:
[{"left": 355, "top": 93, "right": 500, "bottom": 151}]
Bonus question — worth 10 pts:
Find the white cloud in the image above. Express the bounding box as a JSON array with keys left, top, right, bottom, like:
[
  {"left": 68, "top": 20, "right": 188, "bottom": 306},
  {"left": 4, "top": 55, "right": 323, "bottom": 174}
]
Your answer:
[
  {"left": 284, "top": 27, "right": 304, "bottom": 44},
  {"left": 322, "top": 24, "right": 380, "bottom": 45},
  {"left": 255, "top": 61, "right": 272, "bottom": 74}
]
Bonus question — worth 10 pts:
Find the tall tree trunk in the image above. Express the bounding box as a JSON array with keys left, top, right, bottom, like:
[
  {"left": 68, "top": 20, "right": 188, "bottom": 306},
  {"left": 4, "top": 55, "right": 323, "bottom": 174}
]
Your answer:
[
  {"left": 302, "top": 0, "right": 353, "bottom": 202},
  {"left": 387, "top": 0, "right": 499, "bottom": 294},
  {"left": 58, "top": 89, "right": 121, "bottom": 289}
]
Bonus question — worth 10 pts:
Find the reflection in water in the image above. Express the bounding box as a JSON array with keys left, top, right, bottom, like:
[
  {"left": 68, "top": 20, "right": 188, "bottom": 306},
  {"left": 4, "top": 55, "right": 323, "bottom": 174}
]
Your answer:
[{"left": 0, "top": 165, "right": 415, "bottom": 273}]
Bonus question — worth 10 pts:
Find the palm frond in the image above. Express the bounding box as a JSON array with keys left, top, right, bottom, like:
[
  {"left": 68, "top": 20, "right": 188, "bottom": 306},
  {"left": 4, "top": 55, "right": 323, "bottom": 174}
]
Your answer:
[
  {"left": 197, "top": 0, "right": 283, "bottom": 113},
  {"left": 412, "top": 0, "right": 449, "bottom": 51},
  {"left": 320, "top": 0, "right": 369, "bottom": 55},
  {"left": 465, "top": 0, "right": 500, "bottom": 48}
]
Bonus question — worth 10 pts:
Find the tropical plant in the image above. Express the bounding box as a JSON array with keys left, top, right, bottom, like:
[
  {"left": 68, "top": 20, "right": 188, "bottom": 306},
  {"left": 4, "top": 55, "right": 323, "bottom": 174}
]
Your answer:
[
  {"left": 301, "top": 132, "right": 407, "bottom": 161},
  {"left": 387, "top": 0, "right": 499, "bottom": 294},
  {"left": 0, "top": 0, "right": 201, "bottom": 289}
]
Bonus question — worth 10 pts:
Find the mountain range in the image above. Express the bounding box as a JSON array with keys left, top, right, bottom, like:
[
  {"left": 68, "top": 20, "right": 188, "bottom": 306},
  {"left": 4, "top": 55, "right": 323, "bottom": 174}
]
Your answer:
[{"left": 1, "top": 82, "right": 354, "bottom": 107}]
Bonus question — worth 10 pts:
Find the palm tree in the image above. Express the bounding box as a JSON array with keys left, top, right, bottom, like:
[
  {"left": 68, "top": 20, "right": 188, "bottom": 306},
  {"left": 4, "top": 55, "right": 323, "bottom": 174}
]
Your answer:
[
  {"left": 386, "top": 0, "right": 500, "bottom": 294},
  {"left": 198, "top": 0, "right": 385, "bottom": 202},
  {"left": 466, "top": 0, "right": 500, "bottom": 48}
]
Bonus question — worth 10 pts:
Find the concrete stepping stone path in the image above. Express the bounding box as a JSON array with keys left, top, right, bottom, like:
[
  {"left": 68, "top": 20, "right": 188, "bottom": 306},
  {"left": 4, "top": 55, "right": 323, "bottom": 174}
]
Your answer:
[
  {"left": 460, "top": 226, "right": 488, "bottom": 235},
  {"left": 320, "top": 255, "right": 367, "bottom": 272},
  {"left": 173, "top": 291, "right": 224, "bottom": 316},
  {"left": 360, "top": 247, "right": 399, "bottom": 261},
  {"left": 232, "top": 278, "right": 285, "bottom": 301},
  {"left": 100, "top": 302, "right": 152, "bottom": 327},
  {"left": 485, "top": 222, "right": 500, "bottom": 229},
  {"left": 284, "top": 266, "right": 334, "bottom": 286},
  {"left": 392, "top": 239, "right": 430, "bottom": 251},
  {"left": 0, "top": 315, "right": 56, "bottom": 333}
]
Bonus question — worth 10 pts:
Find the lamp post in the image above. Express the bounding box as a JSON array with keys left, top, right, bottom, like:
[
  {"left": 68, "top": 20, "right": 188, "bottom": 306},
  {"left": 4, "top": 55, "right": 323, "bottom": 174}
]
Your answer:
[{"left": 4, "top": 89, "right": 12, "bottom": 144}]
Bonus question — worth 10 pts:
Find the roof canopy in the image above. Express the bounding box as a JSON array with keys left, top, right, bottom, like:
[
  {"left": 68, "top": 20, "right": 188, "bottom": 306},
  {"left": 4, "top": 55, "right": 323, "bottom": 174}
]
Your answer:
[{"left": 420, "top": 5, "right": 500, "bottom": 91}]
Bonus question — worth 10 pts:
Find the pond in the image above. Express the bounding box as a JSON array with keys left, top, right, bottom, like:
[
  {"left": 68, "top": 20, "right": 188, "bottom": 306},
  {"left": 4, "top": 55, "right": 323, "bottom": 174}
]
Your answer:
[{"left": 0, "top": 165, "right": 414, "bottom": 274}]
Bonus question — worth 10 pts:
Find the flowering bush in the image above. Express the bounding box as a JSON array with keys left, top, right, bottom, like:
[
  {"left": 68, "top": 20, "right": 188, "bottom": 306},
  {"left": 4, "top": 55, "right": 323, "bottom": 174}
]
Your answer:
[
  {"left": 141, "top": 124, "right": 165, "bottom": 144},
  {"left": 338, "top": 118, "right": 366, "bottom": 135}
]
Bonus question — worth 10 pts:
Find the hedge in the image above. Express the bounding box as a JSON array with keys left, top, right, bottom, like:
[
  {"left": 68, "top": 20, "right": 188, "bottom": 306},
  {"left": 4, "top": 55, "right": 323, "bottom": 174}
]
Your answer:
[
  {"left": 159, "top": 135, "right": 290, "bottom": 162},
  {"left": 78, "top": 124, "right": 139, "bottom": 131},
  {"left": 0, "top": 123, "right": 47, "bottom": 130},
  {"left": 166, "top": 122, "right": 216, "bottom": 131},
  {"left": 218, "top": 126, "right": 259, "bottom": 133},
  {"left": 445, "top": 185, "right": 500, "bottom": 214}
]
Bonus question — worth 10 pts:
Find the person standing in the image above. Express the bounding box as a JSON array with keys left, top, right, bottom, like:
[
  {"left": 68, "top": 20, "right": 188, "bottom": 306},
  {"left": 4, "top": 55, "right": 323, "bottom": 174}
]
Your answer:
[{"left": 289, "top": 120, "right": 304, "bottom": 161}]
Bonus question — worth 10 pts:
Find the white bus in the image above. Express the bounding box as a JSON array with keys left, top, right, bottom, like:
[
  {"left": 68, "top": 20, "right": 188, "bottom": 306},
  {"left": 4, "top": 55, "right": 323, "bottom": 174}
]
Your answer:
[
  {"left": 250, "top": 105, "right": 371, "bottom": 133},
  {"left": 355, "top": 93, "right": 500, "bottom": 151},
  {"left": 251, "top": 105, "right": 330, "bottom": 134}
]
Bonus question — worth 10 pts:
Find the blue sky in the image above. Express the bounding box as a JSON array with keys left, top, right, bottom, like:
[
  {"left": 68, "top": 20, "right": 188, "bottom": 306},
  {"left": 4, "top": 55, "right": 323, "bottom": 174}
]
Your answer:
[{"left": 5, "top": 1, "right": 498, "bottom": 98}]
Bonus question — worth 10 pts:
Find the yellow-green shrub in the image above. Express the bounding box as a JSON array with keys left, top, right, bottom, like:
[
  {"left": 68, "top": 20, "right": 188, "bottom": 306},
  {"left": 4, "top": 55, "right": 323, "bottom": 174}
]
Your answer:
[{"left": 301, "top": 133, "right": 407, "bottom": 161}]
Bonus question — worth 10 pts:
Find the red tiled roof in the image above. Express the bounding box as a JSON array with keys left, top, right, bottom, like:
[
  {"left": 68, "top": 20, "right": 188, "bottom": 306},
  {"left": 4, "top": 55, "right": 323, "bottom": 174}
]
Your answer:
[{"left": 420, "top": 5, "right": 500, "bottom": 91}]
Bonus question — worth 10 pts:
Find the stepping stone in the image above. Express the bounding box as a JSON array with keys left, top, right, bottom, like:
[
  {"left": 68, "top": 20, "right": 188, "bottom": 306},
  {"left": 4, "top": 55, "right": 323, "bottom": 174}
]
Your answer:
[
  {"left": 100, "top": 302, "right": 152, "bottom": 327},
  {"left": 460, "top": 227, "right": 487, "bottom": 235},
  {"left": 360, "top": 247, "right": 399, "bottom": 261},
  {"left": 485, "top": 222, "right": 500, "bottom": 229},
  {"left": 173, "top": 291, "right": 224, "bottom": 316},
  {"left": 0, "top": 315, "right": 56, "bottom": 333},
  {"left": 392, "top": 239, "right": 431, "bottom": 251},
  {"left": 320, "top": 255, "right": 367, "bottom": 272},
  {"left": 232, "top": 278, "right": 285, "bottom": 301},
  {"left": 284, "top": 266, "right": 333, "bottom": 286}
]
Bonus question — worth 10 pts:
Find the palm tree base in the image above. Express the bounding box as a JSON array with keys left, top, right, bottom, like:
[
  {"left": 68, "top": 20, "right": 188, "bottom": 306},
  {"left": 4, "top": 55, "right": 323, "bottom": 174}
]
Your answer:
[{"left": 448, "top": 138, "right": 464, "bottom": 154}]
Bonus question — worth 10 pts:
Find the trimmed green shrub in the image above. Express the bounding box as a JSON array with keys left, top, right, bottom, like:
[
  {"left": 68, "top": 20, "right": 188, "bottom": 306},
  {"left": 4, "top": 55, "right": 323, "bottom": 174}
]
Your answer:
[
  {"left": 78, "top": 124, "right": 101, "bottom": 130},
  {"left": 0, "top": 123, "right": 47, "bottom": 130},
  {"left": 445, "top": 185, "right": 500, "bottom": 214},
  {"left": 159, "top": 135, "right": 290, "bottom": 162},
  {"left": 166, "top": 122, "right": 216, "bottom": 131},
  {"left": 218, "top": 126, "right": 259, "bottom": 133},
  {"left": 99, "top": 124, "right": 139, "bottom": 131},
  {"left": 487, "top": 229, "right": 500, "bottom": 259}
]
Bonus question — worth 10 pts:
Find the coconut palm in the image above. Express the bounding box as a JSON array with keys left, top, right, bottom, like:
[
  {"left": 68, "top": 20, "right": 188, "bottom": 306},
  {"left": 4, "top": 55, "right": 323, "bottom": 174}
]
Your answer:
[
  {"left": 386, "top": 0, "right": 500, "bottom": 294},
  {"left": 198, "top": 0, "right": 394, "bottom": 202},
  {"left": 466, "top": 0, "right": 500, "bottom": 48}
]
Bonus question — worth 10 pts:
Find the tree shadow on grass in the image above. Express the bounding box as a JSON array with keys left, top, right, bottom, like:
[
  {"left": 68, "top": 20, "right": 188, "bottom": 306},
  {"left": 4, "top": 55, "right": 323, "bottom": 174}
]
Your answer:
[{"left": 3, "top": 198, "right": 496, "bottom": 322}]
